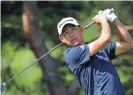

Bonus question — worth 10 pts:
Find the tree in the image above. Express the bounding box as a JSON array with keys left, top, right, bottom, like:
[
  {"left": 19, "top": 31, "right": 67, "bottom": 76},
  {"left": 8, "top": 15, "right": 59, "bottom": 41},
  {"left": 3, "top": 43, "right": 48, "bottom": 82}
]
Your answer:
[{"left": 22, "top": 1, "right": 71, "bottom": 95}]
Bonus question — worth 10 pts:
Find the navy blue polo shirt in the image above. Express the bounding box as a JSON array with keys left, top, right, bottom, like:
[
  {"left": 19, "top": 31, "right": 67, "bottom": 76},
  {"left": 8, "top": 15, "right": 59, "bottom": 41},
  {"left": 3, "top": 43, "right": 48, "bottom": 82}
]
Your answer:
[{"left": 64, "top": 42, "right": 125, "bottom": 95}]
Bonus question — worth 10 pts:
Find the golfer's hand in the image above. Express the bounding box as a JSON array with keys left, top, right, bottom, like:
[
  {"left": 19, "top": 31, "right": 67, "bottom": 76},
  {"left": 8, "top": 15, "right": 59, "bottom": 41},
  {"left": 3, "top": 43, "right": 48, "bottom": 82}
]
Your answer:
[
  {"left": 104, "top": 8, "right": 117, "bottom": 22},
  {"left": 92, "top": 11, "right": 107, "bottom": 25}
]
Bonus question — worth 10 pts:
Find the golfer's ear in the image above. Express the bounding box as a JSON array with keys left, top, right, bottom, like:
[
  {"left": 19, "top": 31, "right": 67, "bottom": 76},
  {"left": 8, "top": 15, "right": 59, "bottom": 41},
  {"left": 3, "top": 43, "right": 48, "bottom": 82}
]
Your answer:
[
  {"left": 79, "top": 26, "right": 83, "bottom": 31},
  {"left": 59, "top": 36, "right": 65, "bottom": 43}
]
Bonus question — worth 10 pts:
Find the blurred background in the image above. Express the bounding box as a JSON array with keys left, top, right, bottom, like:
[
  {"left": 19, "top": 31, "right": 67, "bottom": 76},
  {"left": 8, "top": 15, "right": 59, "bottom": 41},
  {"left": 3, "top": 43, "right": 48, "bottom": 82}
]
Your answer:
[{"left": 1, "top": 1, "right": 133, "bottom": 95}]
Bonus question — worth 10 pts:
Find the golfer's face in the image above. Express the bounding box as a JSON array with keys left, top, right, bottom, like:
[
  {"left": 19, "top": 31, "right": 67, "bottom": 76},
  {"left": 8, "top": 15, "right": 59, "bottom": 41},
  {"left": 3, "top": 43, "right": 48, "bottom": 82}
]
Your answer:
[{"left": 60, "top": 26, "right": 83, "bottom": 46}]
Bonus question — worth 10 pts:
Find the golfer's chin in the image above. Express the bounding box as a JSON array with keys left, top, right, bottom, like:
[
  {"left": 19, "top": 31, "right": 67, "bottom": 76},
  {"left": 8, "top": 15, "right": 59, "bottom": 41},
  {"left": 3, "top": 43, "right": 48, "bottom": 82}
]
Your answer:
[
  {"left": 66, "top": 41, "right": 81, "bottom": 46},
  {"left": 72, "top": 41, "right": 81, "bottom": 46}
]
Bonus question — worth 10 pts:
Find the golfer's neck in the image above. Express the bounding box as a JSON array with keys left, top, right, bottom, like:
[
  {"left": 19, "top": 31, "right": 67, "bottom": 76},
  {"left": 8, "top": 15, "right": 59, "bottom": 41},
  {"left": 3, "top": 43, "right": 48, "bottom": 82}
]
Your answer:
[
  {"left": 81, "top": 41, "right": 86, "bottom": 45},
  {"left": 79, "top": 40, "right": 86, "bottom": 45}
]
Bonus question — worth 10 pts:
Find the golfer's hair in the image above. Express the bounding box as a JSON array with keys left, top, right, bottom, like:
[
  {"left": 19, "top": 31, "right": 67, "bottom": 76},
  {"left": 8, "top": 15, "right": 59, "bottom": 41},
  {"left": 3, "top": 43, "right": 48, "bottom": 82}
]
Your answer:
[{"left": 62, "top": 24, "right": 80, "bottom": 34}]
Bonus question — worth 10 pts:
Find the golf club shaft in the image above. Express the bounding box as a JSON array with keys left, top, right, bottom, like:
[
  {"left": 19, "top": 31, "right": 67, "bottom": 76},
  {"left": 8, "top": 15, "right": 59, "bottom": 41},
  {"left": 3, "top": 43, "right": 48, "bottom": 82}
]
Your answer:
[
  {"left": 83, "top": 21, "right": 95, "bottom": 30},
  {"left": 4, "top": 42, "right": 63, "bottom": 84},
  {"left": 3, "top": 21, "right": 95, "bottom": 85}
]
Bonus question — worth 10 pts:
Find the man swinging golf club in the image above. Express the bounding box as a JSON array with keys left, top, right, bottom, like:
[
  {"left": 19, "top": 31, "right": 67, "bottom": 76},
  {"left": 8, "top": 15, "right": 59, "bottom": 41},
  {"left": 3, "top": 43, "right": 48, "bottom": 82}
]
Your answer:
[{"left": 57, "top": 8, "right": 133, "bottom": 95}]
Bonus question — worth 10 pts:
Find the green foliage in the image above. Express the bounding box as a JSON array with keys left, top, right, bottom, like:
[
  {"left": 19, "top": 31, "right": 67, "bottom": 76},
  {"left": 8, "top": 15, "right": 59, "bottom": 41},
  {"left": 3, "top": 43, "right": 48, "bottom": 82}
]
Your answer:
[
  {"left": 1, "top": 1, "right": 133, "bottom": 95},
  {"left": 112, "top": 55, "right": 133, "bottom": 85},
  {"left": 1, "top": 41, "right": 46, "bottom": 95}
]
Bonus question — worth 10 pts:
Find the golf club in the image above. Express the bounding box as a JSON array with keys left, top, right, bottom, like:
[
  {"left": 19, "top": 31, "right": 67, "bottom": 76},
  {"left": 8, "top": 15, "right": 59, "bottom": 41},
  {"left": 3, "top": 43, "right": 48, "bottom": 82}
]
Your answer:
[{"left": 1, "top": 21, "right": 95, "bottom": 94}]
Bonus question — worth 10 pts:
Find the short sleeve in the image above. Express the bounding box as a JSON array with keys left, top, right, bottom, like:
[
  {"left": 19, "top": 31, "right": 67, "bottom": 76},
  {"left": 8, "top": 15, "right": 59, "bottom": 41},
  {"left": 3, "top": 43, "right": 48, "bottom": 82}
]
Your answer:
[
  {"left": 104, "top": 42, "right": 116, "bottom": 60},
  {"left": 64, "top": 44, "right": 90, "bottom": 71}
]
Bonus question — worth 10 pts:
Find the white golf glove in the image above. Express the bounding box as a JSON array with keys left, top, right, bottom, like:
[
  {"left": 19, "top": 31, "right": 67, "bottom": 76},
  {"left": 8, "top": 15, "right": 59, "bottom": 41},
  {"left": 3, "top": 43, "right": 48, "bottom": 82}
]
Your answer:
[{"left": 104, "top": 8, "right": 117, "bottom": 22}]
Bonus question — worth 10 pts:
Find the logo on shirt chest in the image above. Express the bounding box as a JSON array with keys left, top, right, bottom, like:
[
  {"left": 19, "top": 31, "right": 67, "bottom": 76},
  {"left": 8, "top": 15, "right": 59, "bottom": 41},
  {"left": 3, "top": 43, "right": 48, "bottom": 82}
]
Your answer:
[{"left": 95, "top": 51, "right": 109, "bottom": 62}]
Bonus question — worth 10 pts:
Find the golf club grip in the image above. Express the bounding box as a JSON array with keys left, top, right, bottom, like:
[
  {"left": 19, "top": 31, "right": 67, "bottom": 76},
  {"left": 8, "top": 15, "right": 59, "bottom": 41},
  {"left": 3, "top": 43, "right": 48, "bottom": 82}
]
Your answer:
[{"left": 83, "top": 21, "right": 95, "bottom": 30}]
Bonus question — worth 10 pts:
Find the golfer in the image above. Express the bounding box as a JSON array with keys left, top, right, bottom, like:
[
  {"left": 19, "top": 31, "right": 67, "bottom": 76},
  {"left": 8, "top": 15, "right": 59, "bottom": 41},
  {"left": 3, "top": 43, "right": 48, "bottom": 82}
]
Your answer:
[{"left": 57, "top": 9, "right": 133, "bottom": 95}]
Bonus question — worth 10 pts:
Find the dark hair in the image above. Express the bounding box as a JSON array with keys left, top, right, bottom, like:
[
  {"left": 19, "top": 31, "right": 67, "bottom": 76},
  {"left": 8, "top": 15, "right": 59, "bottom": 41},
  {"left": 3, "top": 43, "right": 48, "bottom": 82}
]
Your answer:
[{"left": 62, "top": 24, "right": 76, "bottom": 34}]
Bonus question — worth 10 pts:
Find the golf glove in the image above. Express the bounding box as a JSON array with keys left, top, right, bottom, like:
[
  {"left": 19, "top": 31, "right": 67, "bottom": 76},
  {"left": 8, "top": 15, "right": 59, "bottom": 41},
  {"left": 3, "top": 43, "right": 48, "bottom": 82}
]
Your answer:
[{"left": 104, "top": 8, "right": 117, "bottom": 22}]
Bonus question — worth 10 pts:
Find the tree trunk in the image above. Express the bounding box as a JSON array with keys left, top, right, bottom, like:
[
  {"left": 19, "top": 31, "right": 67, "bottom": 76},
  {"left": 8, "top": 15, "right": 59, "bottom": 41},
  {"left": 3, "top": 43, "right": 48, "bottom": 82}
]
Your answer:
[{"left": 22, "top": 1, "right": 70, "bottom": 95}]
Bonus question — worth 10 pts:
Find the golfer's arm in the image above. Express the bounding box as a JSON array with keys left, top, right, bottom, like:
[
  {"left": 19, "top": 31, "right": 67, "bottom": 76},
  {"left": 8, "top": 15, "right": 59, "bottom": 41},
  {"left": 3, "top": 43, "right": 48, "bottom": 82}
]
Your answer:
[
  {"left": 113, "top": 19, "right": 133, "bottom": 55},
  {"left": 88, "top": 20, "right": 111, "bottom": 56}
]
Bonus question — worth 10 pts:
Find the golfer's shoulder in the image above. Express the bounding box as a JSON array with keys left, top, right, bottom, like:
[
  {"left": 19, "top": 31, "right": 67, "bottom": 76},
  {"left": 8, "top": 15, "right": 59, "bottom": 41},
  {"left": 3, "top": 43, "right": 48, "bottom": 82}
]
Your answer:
[
  {"left": 64, "top": 46, "right": 78, "bottom": 56},
  {"left": 64, "top": 45, "right": 88, "bottom": 56},
  {"left": 64, "top": 46, "right": 80, "bottom": 61}
]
